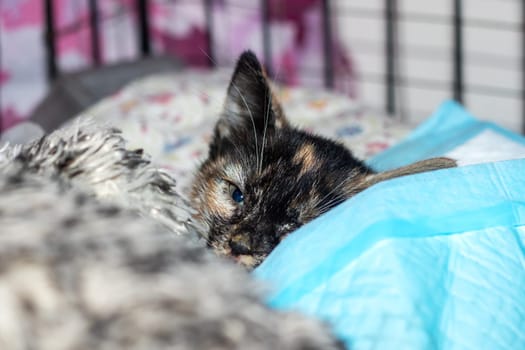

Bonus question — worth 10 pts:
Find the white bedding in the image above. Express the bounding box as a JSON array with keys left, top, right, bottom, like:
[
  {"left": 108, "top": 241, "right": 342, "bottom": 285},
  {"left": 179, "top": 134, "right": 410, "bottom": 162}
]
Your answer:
[{"left": 84, "top": 69, "right": 412, "bottom": 190}]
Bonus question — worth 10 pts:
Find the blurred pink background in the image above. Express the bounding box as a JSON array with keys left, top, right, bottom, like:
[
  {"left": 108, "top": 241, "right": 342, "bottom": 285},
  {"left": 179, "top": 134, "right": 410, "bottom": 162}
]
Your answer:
[{"left": 0, "top": 0, "right": 355, "bottom": 130}]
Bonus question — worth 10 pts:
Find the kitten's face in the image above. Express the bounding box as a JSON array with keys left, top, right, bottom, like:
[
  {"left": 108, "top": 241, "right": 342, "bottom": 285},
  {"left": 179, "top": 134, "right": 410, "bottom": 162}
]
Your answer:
[{"left": 191, "top": 52, "right": 371, "bottom": 268}]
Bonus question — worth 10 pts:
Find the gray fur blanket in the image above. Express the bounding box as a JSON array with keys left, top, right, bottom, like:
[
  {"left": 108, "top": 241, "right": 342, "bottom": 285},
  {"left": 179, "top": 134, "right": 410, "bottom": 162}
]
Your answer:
[{"left": 0, "top": 120, "right": 343, "bottom": 350}]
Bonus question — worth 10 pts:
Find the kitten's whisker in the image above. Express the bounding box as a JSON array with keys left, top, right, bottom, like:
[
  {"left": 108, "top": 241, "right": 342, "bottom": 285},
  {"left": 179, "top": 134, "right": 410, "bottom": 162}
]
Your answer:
[
  {"left": 259, "top": 88, "right": 270, "bottom": 173},
  {"left": 240, "top": 58, "right": 266, "bottom": 174},
  {"left": 229, "top": 82, "right": 260, "bottom": 172},
  {"left": 259, "top": 55, "right": 283, "bottom": 174},
  {"left": 312, "top": 179, "right": 362, "bottom": 215},
  {"left": 315, "top": 175, "right": 372, "bottom": 214},
  {"left": 316, "top": 196, "right": 347, "bottom": 215},
  {"left": 311, "top": 177, "right": 350, "bottom": 210},
  {"left": 316, "top": 168, "right": 366, "bottom": 209},
  {"left": 316, "top": 200, "right": 341, "bottom": 216},
  {"left": 200, "top": 47, "right": 260, "bottom": 170},
  {"left": 199, "top": 46, "right": 219, "bottom": 67}
]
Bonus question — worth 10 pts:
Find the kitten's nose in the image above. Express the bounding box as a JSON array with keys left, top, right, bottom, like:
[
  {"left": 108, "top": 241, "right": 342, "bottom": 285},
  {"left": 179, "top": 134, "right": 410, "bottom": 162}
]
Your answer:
[{"left": 229, "top": 235, "right": 251, "bottom": 255}]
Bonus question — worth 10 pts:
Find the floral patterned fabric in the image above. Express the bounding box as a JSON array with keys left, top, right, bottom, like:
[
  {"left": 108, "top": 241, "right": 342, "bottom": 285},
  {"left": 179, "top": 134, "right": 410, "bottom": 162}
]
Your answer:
[{"left": 85, "top": 70, "right": 411, "bottom": 191}]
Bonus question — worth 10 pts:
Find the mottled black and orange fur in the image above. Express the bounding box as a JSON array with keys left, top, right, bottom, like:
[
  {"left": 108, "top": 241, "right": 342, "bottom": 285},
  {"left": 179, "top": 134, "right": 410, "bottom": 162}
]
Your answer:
[{"left": 191, "top": 51, "right": 455, "bottom": 268}]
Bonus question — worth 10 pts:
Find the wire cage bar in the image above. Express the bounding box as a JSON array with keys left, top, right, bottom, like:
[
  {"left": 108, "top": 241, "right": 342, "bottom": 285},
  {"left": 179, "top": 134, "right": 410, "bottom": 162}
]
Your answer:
[
  {"left": 88, "top": 0, "right": 102, "bottom": 65},
  {"left": 44, "top": 0, "right": 58, "bottom": 80},
  {"left": 522, "top": 0, "right": 525, "bottom": 133},
  {"left": 39, "top": 0, "right": 525, "bottom": 129},
  {"left": 452, "top": 0, "right": 464, "bottom": 104},
  {"left": 260, "top": 0, "right": 273, "bottom": 77},
  {"left": 321, "top": 0, "right": 334, "bottom": 89},
  {"left": 203, "top": 0, "right": 216, "bottom": 67},
  {"left": 137, "top": 0, "right": 151, "bottom": 57},
  {"left": 385, "top": 0, "right": 397, "bottom": 115}
]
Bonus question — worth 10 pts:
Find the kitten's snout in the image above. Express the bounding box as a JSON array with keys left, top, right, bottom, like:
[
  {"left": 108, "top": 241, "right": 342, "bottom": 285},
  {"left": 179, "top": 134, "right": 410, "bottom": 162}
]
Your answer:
[{"left": 229, "top": 234, "right": 251, "bottom": 255}]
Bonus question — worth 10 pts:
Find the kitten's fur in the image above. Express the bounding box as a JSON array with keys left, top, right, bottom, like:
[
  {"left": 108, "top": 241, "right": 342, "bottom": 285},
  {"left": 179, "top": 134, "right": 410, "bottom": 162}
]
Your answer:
[{"left": 192, "top": 51, "right": 456, "bottom": 268}]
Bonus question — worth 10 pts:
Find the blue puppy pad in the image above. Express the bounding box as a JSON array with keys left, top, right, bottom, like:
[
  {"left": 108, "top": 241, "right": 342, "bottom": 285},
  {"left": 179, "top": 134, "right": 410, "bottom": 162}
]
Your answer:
[
  {"left": 255, "top": 159, "right": 525, "bottom": 349},
  {"left": 368, "top": 100, "right": 525, "bottom": 172}
]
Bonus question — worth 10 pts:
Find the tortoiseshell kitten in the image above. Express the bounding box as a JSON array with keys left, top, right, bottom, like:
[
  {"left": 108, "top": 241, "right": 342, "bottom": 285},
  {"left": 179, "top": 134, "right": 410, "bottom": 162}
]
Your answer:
[{"left": 192, "top": 51, "right": 455, "bottom": 268}]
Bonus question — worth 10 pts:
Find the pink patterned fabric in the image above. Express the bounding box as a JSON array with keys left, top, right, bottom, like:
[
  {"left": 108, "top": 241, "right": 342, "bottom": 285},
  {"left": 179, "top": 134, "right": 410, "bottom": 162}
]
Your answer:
[{"left": 0, "top": 0, "right": 356, "bottom": 130}]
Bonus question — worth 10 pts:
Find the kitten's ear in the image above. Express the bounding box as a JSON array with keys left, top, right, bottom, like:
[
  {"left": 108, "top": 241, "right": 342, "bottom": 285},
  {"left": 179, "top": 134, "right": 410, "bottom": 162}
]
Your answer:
[{"left": 215, "top": 51, "right": 288, "bottom": 142}]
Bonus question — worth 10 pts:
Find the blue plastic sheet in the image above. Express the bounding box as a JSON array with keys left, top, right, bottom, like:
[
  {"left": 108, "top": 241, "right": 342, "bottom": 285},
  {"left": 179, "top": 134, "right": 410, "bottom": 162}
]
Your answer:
[
  {"left": 254, "top": 102, "right": 525, "bottom": 350},
  {"left": 368, "top": 100, "right": 525, "bottom": 171}
]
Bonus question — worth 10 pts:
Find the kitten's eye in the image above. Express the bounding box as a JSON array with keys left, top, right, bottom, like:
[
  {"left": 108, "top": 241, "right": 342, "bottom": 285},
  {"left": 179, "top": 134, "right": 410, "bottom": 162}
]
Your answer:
[{"left": 229, "top": 184, "right": 245, "bottom": 204}]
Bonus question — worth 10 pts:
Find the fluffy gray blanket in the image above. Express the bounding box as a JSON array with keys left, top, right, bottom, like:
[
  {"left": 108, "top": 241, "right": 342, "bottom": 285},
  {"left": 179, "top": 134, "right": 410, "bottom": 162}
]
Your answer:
[{"left": 0, "top": 120, "right": 343, "bottom": 350}]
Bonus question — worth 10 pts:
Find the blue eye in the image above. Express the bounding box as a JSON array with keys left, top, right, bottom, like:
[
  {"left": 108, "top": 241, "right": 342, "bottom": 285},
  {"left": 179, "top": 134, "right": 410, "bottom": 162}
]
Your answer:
[{"left": 231, "top": 186, "right": 244, "bottom": 204}]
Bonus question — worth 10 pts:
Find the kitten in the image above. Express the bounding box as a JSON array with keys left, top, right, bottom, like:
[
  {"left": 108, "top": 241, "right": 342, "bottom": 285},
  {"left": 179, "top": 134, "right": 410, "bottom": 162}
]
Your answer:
[{"left": 191, "top": 51, "right": 455, "bottom": 269}]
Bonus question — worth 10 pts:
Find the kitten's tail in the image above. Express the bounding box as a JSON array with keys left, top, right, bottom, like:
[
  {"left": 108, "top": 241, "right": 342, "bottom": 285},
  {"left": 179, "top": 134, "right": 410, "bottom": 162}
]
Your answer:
[
  {"left": 347, "top": 157, "right": 456, "bottom": 196},
  {"left": 366, "top": 157, "right": 457, "bottom": 187}
]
